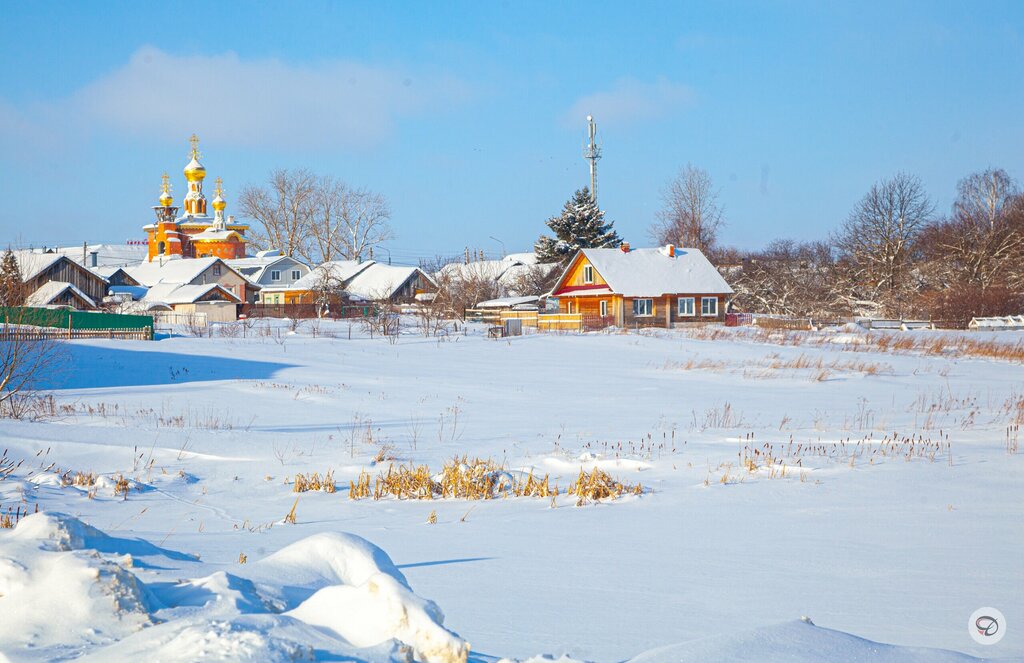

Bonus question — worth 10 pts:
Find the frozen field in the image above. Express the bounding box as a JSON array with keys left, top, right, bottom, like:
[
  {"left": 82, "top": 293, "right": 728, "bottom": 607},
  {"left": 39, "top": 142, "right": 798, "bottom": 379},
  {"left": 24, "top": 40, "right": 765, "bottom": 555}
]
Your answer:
[{"left": 0, "top": 321, "right": 1021, "bottom": 661}]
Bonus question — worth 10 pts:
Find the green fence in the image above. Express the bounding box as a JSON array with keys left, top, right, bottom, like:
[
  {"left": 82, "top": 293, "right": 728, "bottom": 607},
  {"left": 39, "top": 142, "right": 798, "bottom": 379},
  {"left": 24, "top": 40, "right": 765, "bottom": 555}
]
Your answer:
[{"left": 1, "top": 307, "right": 154, "bottom": 337}]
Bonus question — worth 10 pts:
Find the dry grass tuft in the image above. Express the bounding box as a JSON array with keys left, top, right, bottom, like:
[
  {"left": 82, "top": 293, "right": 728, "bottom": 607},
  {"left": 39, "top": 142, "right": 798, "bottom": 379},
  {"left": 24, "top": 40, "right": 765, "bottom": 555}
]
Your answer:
[
  {"left": 293, "top": 470, "right": 336, "bottom": 493},
  {"left": 0, "top": 503, "right": 37, "bottom": 528},
  {"left": 346, "top": 456, "right": 634, "bottom": 506},
  {"left": 567, "top": 468, "right": 642, "bottom": 506}
]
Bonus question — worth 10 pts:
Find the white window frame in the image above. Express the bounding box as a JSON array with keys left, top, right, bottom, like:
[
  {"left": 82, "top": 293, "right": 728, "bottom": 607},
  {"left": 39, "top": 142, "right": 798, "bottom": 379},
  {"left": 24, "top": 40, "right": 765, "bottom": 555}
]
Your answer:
[
  {"left": 600, "top": 300, "right": 608, "bottom": 317},
  {"left": 582, "top": 264, "right": 594, "bottom": 284},
  {"left": 701, "top": 296, "right": 718, "bottom": 317},
  {"left": 678, "top": 297, "right": 695, "bottom": 317},
  {"left": 212, "top": 265, "right": 222, "bottom": 276},
  {"left": 633, "top": 298, "right": 654, "bottom": 317},
  {"left": 291, "top": 269, "right": 301, "bottom": 280},
  {"left": 271, "top": 270, "right": 281, "bottom": 281}
]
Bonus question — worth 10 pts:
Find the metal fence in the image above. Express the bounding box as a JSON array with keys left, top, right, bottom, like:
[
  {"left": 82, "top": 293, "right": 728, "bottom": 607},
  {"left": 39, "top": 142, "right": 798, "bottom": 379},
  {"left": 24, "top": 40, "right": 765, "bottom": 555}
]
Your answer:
[{"left": 0, "top": 307, "right": 153, "bottom": 331}]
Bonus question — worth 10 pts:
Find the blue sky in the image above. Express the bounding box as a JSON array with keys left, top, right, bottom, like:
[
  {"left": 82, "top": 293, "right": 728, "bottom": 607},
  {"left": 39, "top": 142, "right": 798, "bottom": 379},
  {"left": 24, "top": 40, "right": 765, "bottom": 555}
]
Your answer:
[{"left": 2, "top": 1, "right": 1022, "bottom": 263}]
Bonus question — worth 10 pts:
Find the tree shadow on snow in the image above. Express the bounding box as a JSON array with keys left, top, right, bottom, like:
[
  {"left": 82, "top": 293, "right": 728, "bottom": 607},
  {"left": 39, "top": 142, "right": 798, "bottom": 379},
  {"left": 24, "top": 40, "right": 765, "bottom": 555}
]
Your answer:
[{"left": 39, "top": 343, "right": 294, "bottom": 390}]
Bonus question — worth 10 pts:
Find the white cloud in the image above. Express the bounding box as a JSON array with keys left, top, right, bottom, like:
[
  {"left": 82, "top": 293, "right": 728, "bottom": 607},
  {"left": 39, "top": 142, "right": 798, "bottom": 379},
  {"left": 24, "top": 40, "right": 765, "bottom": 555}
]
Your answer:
[
  {"left": 565, "top": 77, "right": 695, "bottom": 127},
  {"left": 1, "top": 46, "right": 471, "bottom": 151}
]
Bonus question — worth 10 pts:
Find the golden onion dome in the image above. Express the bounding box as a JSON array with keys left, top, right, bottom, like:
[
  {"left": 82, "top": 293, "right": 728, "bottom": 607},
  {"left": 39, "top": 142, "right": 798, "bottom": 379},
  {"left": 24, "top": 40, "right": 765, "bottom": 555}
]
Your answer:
[
  {"left": 158, "top": 172, "right": 173, "bottom": 206},
  {"left": 212, "top": 177, "right": 226, "bottom": 210},
  {"left": 184, "top": 133, "right": 206, "bottom": 181},
  {"left": 184, "top": 157, "right": 206, "bottom": 182}
]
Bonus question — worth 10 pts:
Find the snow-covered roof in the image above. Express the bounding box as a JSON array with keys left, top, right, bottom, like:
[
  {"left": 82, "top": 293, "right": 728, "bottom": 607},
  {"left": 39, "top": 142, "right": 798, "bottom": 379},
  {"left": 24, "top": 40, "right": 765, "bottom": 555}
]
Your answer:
[
  {"left": 226, "top": 255, "right": 309, "bottom": 283},
  {"left": 12, "top": 251, "right": 65, "bottom": 281},
  {"left": 127, "top": 257, "right": 225, "bottom": 287},
  {"left": 344, "top": 263, "right": 433, "bottom": 300},
  {"left": 497, "top": 262, "right": 559, "bottom": 293},
  {"left": 190, "top": 229, "right": 240, "bottom": 242},
  {"left": 291, "top": 260, "right": 374, "bottom": 291},
  {"left": 142, "top": 283, "right": 240, "bottom": 305},
  {"left": 476, "top": 295, "right": 540, "bottom": 309},
  {"left": 554, "top": 247, "right": 733, "bottom": 297},
  {"left": 107, "top": 285, "right": 149, "bottom": 300},
  {"left": 25, "top": 281, "right": 96, "bottom": 308},
  {"left": 52, "top": 244, "right": 148, "bottom": 269},
  {"left": 438, "top": 252, "right": 544, "bottom": 284},
  {"left": 969, "top": 315, "right": 1024, "bottom": 329}
]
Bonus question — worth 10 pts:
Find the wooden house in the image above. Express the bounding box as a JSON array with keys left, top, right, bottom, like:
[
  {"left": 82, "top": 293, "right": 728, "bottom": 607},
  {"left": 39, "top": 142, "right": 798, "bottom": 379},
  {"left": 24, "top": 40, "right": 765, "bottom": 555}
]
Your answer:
[
  {"left": 127, "top": 257, "right": 259, "bottom": 305},
  {"left": 284, "top": 260, "right": 436, "bottom": 305},
  {"left": 227, "top": 253, "right": 311, "bottom": 304},
  {"left": 548, "top": 244, "right": 733, "bottom": 327},
  {"left": 14, "top": 251, "right": 109, "bottom": 310}
]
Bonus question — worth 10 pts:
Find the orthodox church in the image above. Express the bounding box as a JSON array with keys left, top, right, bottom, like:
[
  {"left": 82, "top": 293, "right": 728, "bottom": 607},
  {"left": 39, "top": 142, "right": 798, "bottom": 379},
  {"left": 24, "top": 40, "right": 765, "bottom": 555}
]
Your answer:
[{"left": 143, "top": 135, "right": 249, "bottom": 262}]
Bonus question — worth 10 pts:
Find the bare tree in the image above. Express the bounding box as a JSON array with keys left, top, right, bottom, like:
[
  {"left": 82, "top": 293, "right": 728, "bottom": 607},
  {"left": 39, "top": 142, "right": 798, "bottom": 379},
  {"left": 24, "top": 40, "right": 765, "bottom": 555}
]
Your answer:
[
  {"left": 1, "top": 313, "right": 65, "bottom": 419},
  {"left": 503, "top": 264, "right": 559, "bottom": 298},
  {"left": 920, "top": 169, "right": 1024, "bottom": 291},
  {"left": 239, "top": 169, "right": 317, "bottom": 260},
  {"left": 730, "top": 240, "right": 844, "bottom": 318},
  {"left": 242, "top": 171, "right": 394, "bottom": 265},
  {"left": 310, "top": 264, "right": 351, "bottom": 319},
  {"left": 649, "top": 164, "right": 725, "bottom": 255},
  {"left": 833, "top": 172, "right": 934, "bottom": 316},
  {"left": 334, "top": 187, "right": 394, "bottom": 262}
]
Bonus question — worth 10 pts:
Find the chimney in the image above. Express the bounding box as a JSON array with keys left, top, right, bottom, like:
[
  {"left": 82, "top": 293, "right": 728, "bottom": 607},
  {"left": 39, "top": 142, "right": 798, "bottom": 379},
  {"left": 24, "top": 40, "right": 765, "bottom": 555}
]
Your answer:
[
  {"left": 620, "top": 241, "right": 630, "bottom": 253},
  {"left": 668, "top": 244, "right": 675, "bottom": 258},
  {"left": 89, "top": 251, "right": 98, "bottom": 267}
]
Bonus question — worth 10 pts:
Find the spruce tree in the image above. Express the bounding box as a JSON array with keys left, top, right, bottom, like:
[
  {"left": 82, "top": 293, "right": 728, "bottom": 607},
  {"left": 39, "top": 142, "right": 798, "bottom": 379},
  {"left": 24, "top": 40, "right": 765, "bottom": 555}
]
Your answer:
[
  {"left": 0, "top": 249, "right": 25, "bottom": 307},
  {"left": 534, "top": 187, "right": 621, "bottom": 263}
]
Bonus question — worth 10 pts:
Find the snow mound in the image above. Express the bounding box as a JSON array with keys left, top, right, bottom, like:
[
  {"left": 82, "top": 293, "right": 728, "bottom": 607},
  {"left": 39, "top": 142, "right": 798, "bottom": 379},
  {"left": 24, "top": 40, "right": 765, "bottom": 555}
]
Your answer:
[
  {"left": 251, "top": 531, "right": 410, "bottom": 592},
  {"left": 289, "top": 572, "right": 469, "bottom": 663},
  {"left": 0, "top": 512, "right": 153, "bottom": 653},
  {"left": 156, "top": 571, "right": 275, "bottom": 618},
  {"left": 541, "top": 453, "right": 650, "bottom": 473},
  {"left": 79, "top": 614, "right": 389, "bottom": 663},
  {"left": 247, "top": 532, "right": 468, "bottom": 663},
  {"left": 627, "top": 620, "right": 982, "bottom": 662}
]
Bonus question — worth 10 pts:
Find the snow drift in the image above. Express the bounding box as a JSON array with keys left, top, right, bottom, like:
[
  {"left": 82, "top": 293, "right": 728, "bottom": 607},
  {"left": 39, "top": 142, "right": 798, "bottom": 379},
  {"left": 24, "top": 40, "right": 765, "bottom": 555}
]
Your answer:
[{"left": 0, "top": 513, "right": 467, "bottom": 662}]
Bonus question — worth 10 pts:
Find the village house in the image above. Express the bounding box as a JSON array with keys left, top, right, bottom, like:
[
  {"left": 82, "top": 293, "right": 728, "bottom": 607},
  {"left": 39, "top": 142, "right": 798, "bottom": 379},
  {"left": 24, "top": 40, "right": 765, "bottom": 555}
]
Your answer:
[
  {"left": 13, "top": 251, "right": 109, "bottom": 310},
  {"left": 227, "top": 251, "right": 311, "bottom": 304},
  {"left": 548, "top": 244, "right": 733, "bottom": 327},
  {"left": 284, "top": 260, "right": 435, "bottom": 305},
  {"left": 125, "top": 257, "right": 257, "bottom": 322}
]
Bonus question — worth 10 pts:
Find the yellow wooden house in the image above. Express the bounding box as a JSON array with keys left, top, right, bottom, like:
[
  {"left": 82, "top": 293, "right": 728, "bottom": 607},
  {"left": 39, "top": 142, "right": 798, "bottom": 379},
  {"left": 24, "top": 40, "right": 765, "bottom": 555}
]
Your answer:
[{"left": 548, "top": 244, "right": 733, "bottom": 327}]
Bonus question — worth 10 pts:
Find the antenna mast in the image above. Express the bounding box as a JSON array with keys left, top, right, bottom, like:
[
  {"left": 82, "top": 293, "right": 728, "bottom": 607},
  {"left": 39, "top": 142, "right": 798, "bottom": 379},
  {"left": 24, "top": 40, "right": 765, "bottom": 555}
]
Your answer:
[{"left": 583, "top": 115, "right": 602, "bottom": 204}]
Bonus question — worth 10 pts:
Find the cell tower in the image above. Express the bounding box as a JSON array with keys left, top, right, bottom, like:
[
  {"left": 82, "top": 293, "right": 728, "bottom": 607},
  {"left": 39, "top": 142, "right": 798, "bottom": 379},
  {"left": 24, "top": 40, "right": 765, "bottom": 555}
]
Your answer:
[{"left": 583, "top": 115, "right": 602, "bottom": 204}]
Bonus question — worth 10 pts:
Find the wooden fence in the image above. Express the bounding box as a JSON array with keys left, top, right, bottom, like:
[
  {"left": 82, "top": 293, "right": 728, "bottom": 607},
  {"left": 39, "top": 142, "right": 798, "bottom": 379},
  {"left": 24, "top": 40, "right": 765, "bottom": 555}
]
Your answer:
[
  {"left": 153, "top": 311, "right": 208, "bottom": 328},
  {"left": 0, "top": 326, "right": 153, "bottom": 341},
  {"left": 499, "top": 311, "right": 584, "bottom": 332}
]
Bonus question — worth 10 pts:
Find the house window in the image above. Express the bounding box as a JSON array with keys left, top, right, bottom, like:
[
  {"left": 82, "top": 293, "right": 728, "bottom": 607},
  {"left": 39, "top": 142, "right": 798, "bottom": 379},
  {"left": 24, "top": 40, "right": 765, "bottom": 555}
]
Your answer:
[
  {"left": 600, "top": 300, "right": 608, "bottom": 317},
  {"left": 701, "top": 296, "right": 718, "bottom": 317},
  {"left": 271, "top": 270, "right": 281, "bottom": 281},
  {"left": 678, "top": 297, "right": 695, "bottom": 316},
  {"left": 633, "top": 298, "right": 653, "bottom": 317},
  {"left": 157, "top": 241, "right": 166, "bottom": 254},
  {"left": 583, "top": 264, "right": 594, "bottom": 284},
  {"left": 212, "top": 265, "right": 221, "bottom": 276},
  {"left": 291, "top": 270, "right": 301, "bottom": 280}
]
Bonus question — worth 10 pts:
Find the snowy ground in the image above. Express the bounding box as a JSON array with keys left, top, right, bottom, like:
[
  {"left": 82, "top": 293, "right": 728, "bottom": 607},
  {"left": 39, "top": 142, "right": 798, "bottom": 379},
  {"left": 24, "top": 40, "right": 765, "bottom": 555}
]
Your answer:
[{"left": 1, "top": 320, "right": 1021, "bottom": 661}]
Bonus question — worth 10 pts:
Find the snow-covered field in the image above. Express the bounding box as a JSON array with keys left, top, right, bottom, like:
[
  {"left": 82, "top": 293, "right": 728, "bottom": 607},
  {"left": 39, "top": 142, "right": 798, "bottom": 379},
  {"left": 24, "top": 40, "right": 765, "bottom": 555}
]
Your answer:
[{"left": 1, "top": 321, "right": 1021, "bottom": 661}]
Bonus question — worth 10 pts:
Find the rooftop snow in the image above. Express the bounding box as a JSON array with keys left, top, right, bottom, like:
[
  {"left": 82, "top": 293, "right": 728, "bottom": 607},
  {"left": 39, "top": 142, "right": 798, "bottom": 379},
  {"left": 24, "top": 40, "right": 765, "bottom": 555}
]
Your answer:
[{"left": 560, "top": 247, "right": 733, "bottom": 297}]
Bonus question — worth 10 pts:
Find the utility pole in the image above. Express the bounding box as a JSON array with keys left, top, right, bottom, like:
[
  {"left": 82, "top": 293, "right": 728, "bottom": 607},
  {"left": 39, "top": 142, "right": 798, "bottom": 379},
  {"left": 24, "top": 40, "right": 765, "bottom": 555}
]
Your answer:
[{"left": 583, "top": 115, "right": 602, "bottom": 204}]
